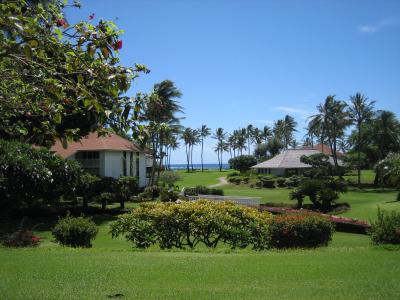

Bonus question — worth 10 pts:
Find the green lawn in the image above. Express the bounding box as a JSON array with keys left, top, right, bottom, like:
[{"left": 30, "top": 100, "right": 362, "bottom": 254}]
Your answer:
[
  {"left": 175, "top": 169, "right": 400, "bottom": 221},
  {"left": 176, "top": 169, "right": 233, "bottom": 187},
  {"left": 1, "top": 169, "right": 399, "bottom": 299},
  {"left": 1, "top": 217, "right": 400, "bottom": 299}
]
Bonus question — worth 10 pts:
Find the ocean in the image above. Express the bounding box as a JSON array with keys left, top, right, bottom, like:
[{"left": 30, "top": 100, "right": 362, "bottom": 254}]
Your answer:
[{"left": 170, "top": 163, "right": 229, "bottom": 170}]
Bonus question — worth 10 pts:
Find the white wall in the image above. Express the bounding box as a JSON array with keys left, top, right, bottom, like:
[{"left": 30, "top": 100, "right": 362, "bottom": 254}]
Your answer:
[
  {"left": 104, "top": 151, "right": 124, "bottom": 178},
  {"left": 102, "top": 150, "right": 148, "bottom": 188}
]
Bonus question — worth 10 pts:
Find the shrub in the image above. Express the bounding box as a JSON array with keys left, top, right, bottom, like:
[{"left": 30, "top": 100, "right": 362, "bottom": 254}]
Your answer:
[
  {"left": 255, "top": 181, "right": 263, "bottom": 189},
  {"left": 183, "top": 186, "right": 224, "bottom": 196},
  {"left": 228, "top": 155, "right": 257, "bottom": 173},
  {"left": 110, "top": 200, "right": 271, "bottom": 250},
  {"left": 209, "top": 188, "right": 224, "bottom": 196},
  {"left": 227, "top": 171, "right": 240, "bottom": 178},
  {"left": 94, "top": 192, "right": 115, "bottom": 210},
  {"left": 266, "top": 213, "right": 334, "bottom": 248},
  {"left": 242, "top": 176, "right": 250, "bottom": 184},
  {"left": 159, "top": 187, "right": 179, "bottom": 202},
  {"left": 369, "top": 208, "right": 400, "bottom": 245},
  {"left": 118, "top": 176, "right": 139, "bottom": 208},
  {"left": 284, "top": 175, "right": 305, "bottom": 188},
  {"left": 227, "top": 175, "right": 241, "bottom": 184},
  {"left": 159, "top": 171, "right": 181, "bottom": 187},
  {"left": 138, "top": 185, "right": 161, "bottom": 201},
  {"left": 276, "top": 177, "right": 286, "bottom": 188},
  {"left": 2, "top": 220, "right": 41, "bottom": 247},
  {"left": 75, "top": 173, "right": 101, "bottom": 207},
  {"left": 52, "top": 214, "right": 98, "bottom": 248},
  {"left": 261, "top": 179, "right": 275, "bottom": 188},
  {"left": 290, "top": 178, "right": 347, "bottom": 209}
]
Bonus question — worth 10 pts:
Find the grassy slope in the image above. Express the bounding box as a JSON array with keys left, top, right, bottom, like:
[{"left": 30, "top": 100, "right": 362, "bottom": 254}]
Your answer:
[
  {"left": 1, "top": 169, "right": 399, "bottom": 299},
  {"left": 1, "top": 222, "right": 400, "bottom": 300}
]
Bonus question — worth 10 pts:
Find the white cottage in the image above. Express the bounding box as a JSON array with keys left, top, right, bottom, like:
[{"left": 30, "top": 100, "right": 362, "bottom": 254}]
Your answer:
[{"left": 51, "top": 132, "right": 152, "bottom": 187}]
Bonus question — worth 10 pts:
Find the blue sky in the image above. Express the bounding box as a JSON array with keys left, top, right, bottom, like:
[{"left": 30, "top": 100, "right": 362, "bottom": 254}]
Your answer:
[{"left": 67, "top": 0, "right": 400, "bottom": 164}]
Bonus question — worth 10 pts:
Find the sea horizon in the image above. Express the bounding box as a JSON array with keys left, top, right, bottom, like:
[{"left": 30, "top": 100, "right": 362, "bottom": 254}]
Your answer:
[{"left": 170, "top": 163, "right": 229, "bottom": 170}]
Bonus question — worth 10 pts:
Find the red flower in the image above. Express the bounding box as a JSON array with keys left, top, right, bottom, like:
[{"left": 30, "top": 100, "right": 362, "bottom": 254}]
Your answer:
[
  {"left": 56, "top": 19, "right": 66, "bottom": 27},
  {"left": 89, "top": 13, "right": 95, "bottom": 20},
  {"left": 114, "top": 40, "right": 123, "bottom": 50}
]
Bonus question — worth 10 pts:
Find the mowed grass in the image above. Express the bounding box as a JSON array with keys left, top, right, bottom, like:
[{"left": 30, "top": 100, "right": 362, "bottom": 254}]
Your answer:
[
  {"left": 1, "top": 226, "right": 400, "bottom": 300},
  {"left": 176, "top": 169, "right": 400, "bottom": 221},
  {"left": 1, "top": 169, "right": 399, "bottom": 299},
  {"left": 176, "top": 169, "right": 233, "bottom": 187}
]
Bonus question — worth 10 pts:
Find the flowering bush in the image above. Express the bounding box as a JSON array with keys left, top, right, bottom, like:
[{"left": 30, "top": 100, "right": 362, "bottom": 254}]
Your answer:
[
  {"left": 2, "top": 229, "right": 41, "bottom": 248},
  {"left": 266, "top": 213, "right": 334, "bottom": 249},
  {"left": 370, "top": 208, "right": 400, "bottom": 245},
  {"left": 110, "top": 200, "right": 271, "bottom": 250},
  {"left": 52, "top": 214, "right": 98, "bottom": 248}
]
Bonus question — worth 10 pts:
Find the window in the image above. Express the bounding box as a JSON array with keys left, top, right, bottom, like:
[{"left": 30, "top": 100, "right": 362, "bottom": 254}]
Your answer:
[{"left": 75, "top": 151, "right": 99, "bottom": 159}]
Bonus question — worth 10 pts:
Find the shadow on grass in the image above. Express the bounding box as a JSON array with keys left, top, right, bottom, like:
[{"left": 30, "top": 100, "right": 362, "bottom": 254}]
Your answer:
[{"left": 0, "top": 209, "right": 121, "bottom": 235}]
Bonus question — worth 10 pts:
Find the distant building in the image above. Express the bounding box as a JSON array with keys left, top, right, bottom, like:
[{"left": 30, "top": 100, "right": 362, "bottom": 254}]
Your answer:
[
  {"left": 251, "top": 145, "right": 343, "bottom": 176},
  {"left": 50, "top": 132, "right": 152, "bottom": 187}
]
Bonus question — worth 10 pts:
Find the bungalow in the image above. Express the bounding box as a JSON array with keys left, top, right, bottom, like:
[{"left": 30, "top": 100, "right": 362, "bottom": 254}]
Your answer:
[
  {"left": 251, "top": 145, "right": 342, "bottom": 176},
  {"left": 51, "top": 132, "right": 152, "bottom": 187}
]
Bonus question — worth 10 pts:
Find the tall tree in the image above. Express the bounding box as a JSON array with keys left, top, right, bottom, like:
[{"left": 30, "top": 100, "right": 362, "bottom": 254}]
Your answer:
[
  {"left": 181, "top": 128, "right": 193, "bottom": 172},
  {"left": 261, "top": 125, "right": 272, "bottom": 144},
  {"left": 348, "top": 93, "right": 375, "bottom": 187},
  {"left": 144, "top": 80, "right": 183, "bottom": 184},
  {"left": 246, "top": 124, "right": 254, "bottom": 155},
  {"left": 309, "top": 96, "right": 350, "bottom": 169},
  {"left": 213, "top": 128, "right": 227, "bottom": 171},
  {"left": 199, "top": 125, "right": 211, "bottom": 172}
]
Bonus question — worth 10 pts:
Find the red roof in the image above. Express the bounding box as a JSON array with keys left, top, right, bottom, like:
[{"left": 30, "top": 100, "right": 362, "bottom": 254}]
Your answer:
[
  {"left": 51, "top": 132, "right": 142, "bottom": 158},
  {"left": 307, "top": 144, "right": 344, "bottom": 157}
]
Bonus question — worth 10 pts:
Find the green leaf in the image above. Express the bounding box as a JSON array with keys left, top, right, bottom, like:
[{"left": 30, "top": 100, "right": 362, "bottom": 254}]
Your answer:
[{"left": 23, "top": 44, "right": 32, "bottom": 60}]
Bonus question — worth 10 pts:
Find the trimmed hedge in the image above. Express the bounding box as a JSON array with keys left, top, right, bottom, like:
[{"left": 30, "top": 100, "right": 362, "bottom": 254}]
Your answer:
[
  {"left": 52, "top": 215, "right": 98, "bottom": 248},
  {"left": 184, "top": 185, "right": 224, "bottom": 196},
  {"left": 110, "top": 200, "right": 271, "bottom": 250},
  {"left": 266, "top": 213, "right": 334, "bottom": 248}
]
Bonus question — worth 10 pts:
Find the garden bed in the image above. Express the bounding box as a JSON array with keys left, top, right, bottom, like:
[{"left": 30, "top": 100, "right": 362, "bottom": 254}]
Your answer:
[{"left": 260, "top": 206, "right": 371, "bottom": 234}]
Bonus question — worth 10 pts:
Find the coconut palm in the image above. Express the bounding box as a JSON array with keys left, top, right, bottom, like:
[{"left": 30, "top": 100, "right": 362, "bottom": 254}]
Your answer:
[
  {"left": 309, "top": 95, "right": 350, "bottom": 169},
  {"left": 348, "top": 93, "right": 375, "bottom": 187},
  {"left": 199, "top": 125, "right": 211, "bottom": 172},
  {"left": 246, "top": 124, "right": 254, "bottom": 155},
  {"left": 212, "top": 128, "right": 227, "bottom": 171},
  {"left": 261, "top": 125, "right": 272, "bottom": 144}
]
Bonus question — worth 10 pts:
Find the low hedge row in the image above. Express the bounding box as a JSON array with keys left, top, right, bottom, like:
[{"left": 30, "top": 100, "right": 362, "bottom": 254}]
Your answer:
[
  {"left": 110, "top": 200, "right": 335, "bottom": 250},
  {"left": 183, "top": 185, "right": 224, "bottom": 196}
]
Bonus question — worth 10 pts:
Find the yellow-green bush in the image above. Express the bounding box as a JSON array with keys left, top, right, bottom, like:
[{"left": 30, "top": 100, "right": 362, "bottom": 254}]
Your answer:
[{"left": 110, "top": 200, "right": 271, "bottom": 250}]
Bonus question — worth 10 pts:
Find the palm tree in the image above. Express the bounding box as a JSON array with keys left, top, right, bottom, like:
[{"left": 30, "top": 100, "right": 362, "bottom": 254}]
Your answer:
[
  {"left": 246, "top": 124, "right": 254, "bottom": 155},
  {"left": 251, "top": 127, "right": 263, "bottom": 145},
  {"left": 144, "top": 80, "right": 183, "bottom": 185},
  {"left": 282, "top": 115, "right": 298, "bottom": 149},
  {"left": 212, "top": 128, "right": 227, "bottom": 171},
  {"left": 348, "top": 93, "right": 375, "bottom": 187},
  {"left": 309, "top": 95, "right": 350, "bottom": 169},
  {"left": 261, "top": 125, "right": 272, "bottom": 144},
  {"left": 182, "top": 128, "right": 193, "bottom": 172},
  {"left": 190, "top": 129, "right": 201, "bottom": 171},
  {"left": 273, "top": 119, "right": 285, "bottom": 146},
  {"left": 199, "top": 125, "right": 211, "bottom": 172}
]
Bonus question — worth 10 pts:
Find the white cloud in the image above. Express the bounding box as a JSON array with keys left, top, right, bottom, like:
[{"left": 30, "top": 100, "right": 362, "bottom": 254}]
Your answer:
[
  {"left": 249, "top": 120, "right": 274, "bottom": 125},
  {"left": 274, "top": 106, "right": 313, "bottom": 119},
  {"left": 357, "top": 17, "right": 396, "bottom": 34}
]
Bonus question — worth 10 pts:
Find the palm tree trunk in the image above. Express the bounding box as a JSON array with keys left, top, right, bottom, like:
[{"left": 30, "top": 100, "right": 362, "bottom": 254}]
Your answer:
[
  {"left": 357, "top": 122, "right": 361, "bottom": 187},
  {"left": 185, "top": 144, "right": 190, "bottom": 172},
  {"left": 201, "top": 138, "right": 204, "bottom": 172},
  {"left": 190, "top": 144, "right": 194, "bottom": 171}
]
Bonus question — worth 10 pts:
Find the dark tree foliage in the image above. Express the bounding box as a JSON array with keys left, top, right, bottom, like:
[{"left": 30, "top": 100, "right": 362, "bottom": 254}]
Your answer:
[{"left": 228, "top": 155, "right": 257, "bottom": 173}]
